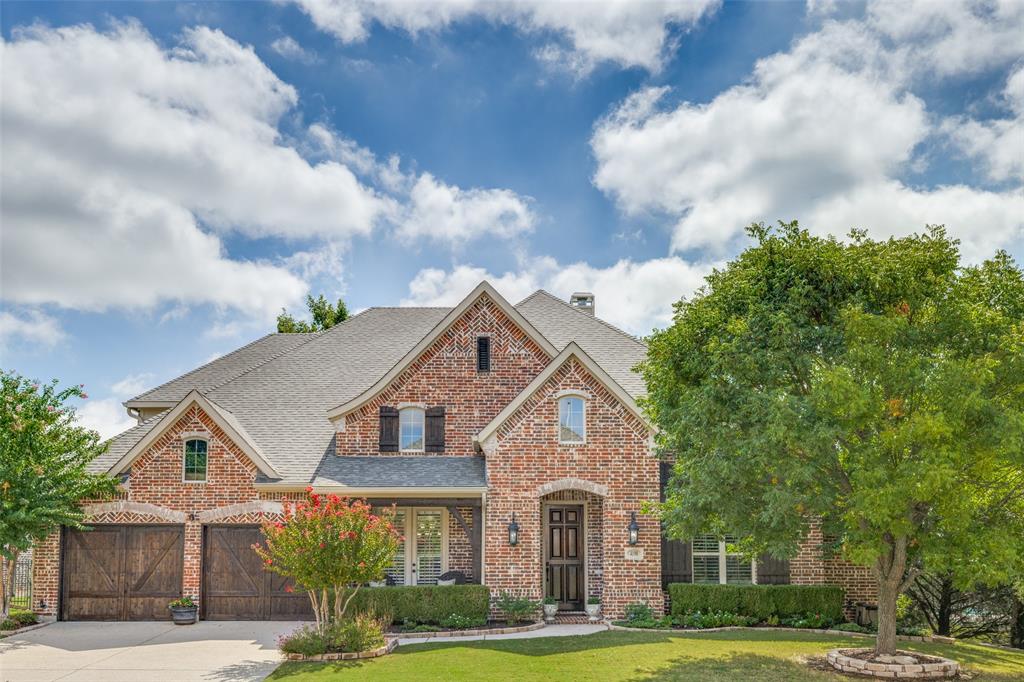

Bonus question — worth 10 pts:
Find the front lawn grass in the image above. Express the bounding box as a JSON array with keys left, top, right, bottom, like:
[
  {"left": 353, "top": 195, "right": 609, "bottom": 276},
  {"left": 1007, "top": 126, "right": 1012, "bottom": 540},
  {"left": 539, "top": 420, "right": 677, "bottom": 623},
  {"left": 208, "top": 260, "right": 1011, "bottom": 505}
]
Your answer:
[{"left": 267, "top": 629, "right": 1024, "bottom": 681}]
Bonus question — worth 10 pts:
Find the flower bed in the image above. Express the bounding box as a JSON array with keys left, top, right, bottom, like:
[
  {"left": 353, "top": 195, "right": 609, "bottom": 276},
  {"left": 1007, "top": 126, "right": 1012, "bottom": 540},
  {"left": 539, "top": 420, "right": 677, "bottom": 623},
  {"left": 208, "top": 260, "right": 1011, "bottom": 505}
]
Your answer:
[
  {"left": 285, "top": 638, "right": 397, "bottom": 661},
  {"left": 827, "top": 648, "right": 959, "bottom": 679}
]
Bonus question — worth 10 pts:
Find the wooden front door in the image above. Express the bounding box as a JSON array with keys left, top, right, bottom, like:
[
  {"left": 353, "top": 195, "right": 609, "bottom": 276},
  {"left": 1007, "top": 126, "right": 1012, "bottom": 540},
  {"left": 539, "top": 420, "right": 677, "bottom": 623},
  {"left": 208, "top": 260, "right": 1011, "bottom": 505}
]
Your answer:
[
  {"left": 61, "top": 525, "right": 184, "bottom": 620},
  {"left": 202, "top": 525, "right": 312, "bottom": 620},
  {"left": 544, "top": 505, "right": 584, "bottom": 610}
]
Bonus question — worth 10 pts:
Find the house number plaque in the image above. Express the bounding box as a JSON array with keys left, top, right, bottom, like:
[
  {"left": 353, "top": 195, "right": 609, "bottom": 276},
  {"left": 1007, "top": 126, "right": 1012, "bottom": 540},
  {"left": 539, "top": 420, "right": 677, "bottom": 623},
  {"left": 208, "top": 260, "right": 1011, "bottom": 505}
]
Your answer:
[{"left": 624, "top": 547, "right": 644, "bottom": 561}]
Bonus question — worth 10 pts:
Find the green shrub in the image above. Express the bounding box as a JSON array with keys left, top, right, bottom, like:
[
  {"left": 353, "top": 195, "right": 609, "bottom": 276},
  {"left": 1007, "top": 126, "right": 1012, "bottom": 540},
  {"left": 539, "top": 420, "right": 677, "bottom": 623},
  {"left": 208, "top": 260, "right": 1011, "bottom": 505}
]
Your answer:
[
  {"left": 495, "top": 592, "right": 540, "bottom": 624},
  {"left": 438, "top": 613, "right": 487, "bottom": 629},
  {"left": 897, "top": 624, "right": 930, "bottom": 637},
  {"left": 613, "top": 602, "right": 672, "bottom": 629},
  {"left": 8, "top": 610, "right": 37, "bottom": 626},
  {"left": 278, "top": 614, "right": 386, "bottom": 656},
  {"left": 668, "top": 584, "right": 844, "bottom": 622},
  {"left": 831, "top": 621, "right": 869, "bottom": 633},
  {"left": 624, "top": 602, "right": 655, "bottom": 622},
  {"left": 780, "top": 612, "right": 837, "bottom": 629},
  {"left": 676, "top": 610, "right": 757, "bottom": 629},
  {"left": 348, "top": 585, "right": 490, "bottom": 626}
]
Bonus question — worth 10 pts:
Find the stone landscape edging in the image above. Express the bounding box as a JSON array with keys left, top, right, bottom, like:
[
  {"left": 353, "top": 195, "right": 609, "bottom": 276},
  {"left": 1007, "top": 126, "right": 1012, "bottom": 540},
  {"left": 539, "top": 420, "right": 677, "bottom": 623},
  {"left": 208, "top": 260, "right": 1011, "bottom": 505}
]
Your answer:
[
  {"left": 605, "top": 624, "right": 944, "bottom": 643},
  {"left": 283, "top": 637, "right": 397, "bottom": 661},
  {"left": 827, "top": 648, "right": 960, "bottom": 679},
  {"left": 391, "top": 621, "right": 546, "bottom": 639}
]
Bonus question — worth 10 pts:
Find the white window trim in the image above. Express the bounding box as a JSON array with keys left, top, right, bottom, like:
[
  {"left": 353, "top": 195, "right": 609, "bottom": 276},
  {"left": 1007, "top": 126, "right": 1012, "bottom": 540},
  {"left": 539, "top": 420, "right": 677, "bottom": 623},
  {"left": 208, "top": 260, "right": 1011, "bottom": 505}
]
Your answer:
[
  {"left": 388, "top": 507, "right": 449, "bottom": 586},
  {"left": 398, "top": 407, "right": 425, "bottom": 453},
  {"left": 182, "top": 437, "right": 208, "bottom": 484},
  {"left": 692, "top": 537, "right": 756, "bottom": 585},
  {"left": 557, "top": 395, "right": 586, "bottom": 445}
]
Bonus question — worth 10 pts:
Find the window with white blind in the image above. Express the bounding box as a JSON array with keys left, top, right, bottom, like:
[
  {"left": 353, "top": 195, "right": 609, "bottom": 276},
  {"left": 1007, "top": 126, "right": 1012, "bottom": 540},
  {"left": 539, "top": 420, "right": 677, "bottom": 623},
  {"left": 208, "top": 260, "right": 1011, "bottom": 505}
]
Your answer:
[
  {"left": 692, "top": 534, "right": 754, "bottom": 585},
  {"left": 378, "top": 507, "right": 447, "bottom": 586}
]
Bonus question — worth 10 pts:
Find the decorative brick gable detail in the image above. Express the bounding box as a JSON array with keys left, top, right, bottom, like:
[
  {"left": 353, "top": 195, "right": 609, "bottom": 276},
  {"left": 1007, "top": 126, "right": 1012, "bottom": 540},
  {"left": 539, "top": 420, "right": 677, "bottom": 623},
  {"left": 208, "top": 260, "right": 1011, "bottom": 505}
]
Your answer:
[
  {"left": 483, "top": 357, "right": 660, "bottom": 620},
  {"left": 336, "top": 295, "right": 550, "bottom": 456}
]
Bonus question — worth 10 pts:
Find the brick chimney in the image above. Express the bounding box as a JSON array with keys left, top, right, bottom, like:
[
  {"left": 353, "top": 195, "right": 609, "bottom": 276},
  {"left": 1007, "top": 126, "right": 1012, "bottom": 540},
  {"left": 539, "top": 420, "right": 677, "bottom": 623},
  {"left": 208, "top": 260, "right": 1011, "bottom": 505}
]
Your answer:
[{"left": 569, "top": 292, "right": 595, "bottom": 315}]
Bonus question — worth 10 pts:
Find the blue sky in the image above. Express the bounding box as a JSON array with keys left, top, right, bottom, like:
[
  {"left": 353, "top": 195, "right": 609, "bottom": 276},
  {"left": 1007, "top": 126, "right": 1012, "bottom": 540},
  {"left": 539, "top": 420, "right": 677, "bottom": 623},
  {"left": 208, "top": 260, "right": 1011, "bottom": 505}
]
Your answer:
[{"left": 2, "top": 0, "right": 1022, "bottom": 438}]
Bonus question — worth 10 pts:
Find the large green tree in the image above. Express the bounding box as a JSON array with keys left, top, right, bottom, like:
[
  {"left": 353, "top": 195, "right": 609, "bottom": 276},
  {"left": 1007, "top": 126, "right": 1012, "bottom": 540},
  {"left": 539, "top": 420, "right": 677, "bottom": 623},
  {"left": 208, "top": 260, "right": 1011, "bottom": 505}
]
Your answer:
[
  {"left": 0, "top": 372, "right": 119, "bottom": 619},
  {"left": 277, "top": 294, "right": 349, "bottom": 333},
  {"left": 642, "top": 223, "right": 1024, "bottom": 654}
]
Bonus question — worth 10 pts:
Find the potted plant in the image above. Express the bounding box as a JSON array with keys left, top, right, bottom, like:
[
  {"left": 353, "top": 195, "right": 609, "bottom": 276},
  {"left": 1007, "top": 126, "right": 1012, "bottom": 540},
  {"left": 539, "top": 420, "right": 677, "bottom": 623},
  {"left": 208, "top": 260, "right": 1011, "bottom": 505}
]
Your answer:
[
  {"left": 585, "top": 596, "right": 601, "bottom": 622},
  {"left": 542, "top": 596, "right": 558, "bottom": 622},
  {"left": 168, "top": 596, "right": 198, "bottom": 625}
]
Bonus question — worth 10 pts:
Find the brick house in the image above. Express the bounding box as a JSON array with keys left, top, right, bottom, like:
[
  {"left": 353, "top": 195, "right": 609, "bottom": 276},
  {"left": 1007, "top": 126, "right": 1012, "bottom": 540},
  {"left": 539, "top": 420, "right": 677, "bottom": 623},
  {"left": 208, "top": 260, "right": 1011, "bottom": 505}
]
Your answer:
[{"left": 31, "top": 282, "right": 874, "bottom": 621}]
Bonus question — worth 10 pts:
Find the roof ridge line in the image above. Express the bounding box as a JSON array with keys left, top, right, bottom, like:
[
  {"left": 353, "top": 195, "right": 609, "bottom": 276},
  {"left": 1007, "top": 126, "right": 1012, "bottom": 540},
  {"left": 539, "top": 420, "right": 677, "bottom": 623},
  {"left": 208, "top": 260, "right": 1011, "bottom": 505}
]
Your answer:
[{"left": 524, "top": 289, "right": 647, "bottom": 346}]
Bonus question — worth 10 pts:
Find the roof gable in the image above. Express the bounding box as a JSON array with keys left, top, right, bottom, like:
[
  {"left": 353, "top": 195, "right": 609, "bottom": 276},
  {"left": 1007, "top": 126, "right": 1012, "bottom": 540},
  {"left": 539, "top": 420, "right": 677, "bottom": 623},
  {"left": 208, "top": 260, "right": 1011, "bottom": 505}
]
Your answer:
[
  {"left": 106, "top": 390, "right": 280, "bottom": 479},
  {"left": 326, "top": 281, "right": 558, "bottom": 421},
  {"left": 474, "top": 342, "right": 649, "bottom": 447}
]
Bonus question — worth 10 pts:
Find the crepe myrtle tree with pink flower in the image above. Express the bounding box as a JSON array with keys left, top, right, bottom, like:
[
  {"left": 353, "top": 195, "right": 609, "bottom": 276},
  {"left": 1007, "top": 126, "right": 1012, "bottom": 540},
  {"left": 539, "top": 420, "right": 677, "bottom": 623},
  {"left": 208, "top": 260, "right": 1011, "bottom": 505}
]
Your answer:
[{"left": 254, "top": 489, "right": 401, "bottom": 633}]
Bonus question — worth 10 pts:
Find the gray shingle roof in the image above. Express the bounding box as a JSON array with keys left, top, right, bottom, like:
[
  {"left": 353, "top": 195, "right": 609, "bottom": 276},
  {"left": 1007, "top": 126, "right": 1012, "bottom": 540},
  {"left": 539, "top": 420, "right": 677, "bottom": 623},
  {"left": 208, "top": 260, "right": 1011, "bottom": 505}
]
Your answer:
[
  {"left": 104, "top": 289, "right": 649, "bottom": 485},
  {"left": 89, "top": 409, "right": 169, "bottom": 473},
  {"left": 311, "top": 456, "right": 486, "bottom": 489},
  {"left": 127, "top": 332, "right": 319, "bottom": 404},
  {"left": 516, "top": 290, "right": 648, "bottom": 398}
]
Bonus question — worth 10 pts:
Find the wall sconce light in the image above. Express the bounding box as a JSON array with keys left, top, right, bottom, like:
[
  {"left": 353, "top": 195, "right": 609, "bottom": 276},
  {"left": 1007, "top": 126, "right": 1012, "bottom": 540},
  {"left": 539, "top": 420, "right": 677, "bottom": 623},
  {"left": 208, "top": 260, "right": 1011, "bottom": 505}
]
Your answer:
[
  {"left": 627, "top": 512, "right": 639, "bottom": 546},
  {"left": 508, "top": 513, "right": 520, "bottom": 546}
]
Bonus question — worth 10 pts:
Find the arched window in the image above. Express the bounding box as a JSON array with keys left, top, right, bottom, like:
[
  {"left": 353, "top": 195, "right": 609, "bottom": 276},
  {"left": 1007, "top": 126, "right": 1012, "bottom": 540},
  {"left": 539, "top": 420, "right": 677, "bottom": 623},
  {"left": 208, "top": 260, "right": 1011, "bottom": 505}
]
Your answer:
[
  {"left": 558, "top": 396, "right": 585, "bottom": 444},
  {"left": 183, "top": 439, "right": 208, "bottom": 482},
  {"left": 399, "top": 407, "right": 425, "bottom": 451}
]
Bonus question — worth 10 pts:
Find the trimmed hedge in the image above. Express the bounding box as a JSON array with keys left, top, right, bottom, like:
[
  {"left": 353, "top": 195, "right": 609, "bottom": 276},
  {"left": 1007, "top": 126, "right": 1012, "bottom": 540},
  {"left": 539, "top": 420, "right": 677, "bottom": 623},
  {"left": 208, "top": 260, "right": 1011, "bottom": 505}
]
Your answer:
[
  {"left": 348, "top": 585, "right": 490, "bottom": 625},
  {"left": 668, "top": 584, "right": 845, "bottom": 622}
]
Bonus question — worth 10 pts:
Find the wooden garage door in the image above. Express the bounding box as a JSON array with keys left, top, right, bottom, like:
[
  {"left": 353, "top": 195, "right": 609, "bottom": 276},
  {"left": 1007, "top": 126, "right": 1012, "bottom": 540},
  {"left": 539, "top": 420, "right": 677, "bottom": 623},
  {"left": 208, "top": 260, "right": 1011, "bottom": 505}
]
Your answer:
[
  {"left": 61, "top": 525, "right": 184, "bottom": 621},
  {"left": 202, "top": 526, "right": 312, "bottom": 620}
]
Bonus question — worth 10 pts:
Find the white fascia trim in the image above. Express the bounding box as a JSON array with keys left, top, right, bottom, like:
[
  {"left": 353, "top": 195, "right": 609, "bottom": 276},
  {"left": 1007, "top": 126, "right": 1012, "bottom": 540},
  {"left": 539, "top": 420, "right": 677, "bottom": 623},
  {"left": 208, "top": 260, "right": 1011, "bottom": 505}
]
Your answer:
[
  {"left": 474, "top": 342, "right": 649, "bottom": 447},
  {"left": 325, "top": 281, "right": 558, "bottom": 421},
  {"left": 107, "top": 390, "right": 281, "bottom": 479},
  {"left": 253, "top": 484, "right": 488, "bottom": 496}
]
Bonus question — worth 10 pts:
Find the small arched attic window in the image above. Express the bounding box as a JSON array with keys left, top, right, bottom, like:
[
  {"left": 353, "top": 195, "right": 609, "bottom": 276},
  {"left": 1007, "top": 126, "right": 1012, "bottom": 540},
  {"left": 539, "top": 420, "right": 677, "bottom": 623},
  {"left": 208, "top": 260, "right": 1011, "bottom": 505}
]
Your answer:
[
  {"left": 558, "top": 395, "right": 586, "bottom": 444},
  {"left": 183, "top": 438, "right": 208, "bottom": 482}
]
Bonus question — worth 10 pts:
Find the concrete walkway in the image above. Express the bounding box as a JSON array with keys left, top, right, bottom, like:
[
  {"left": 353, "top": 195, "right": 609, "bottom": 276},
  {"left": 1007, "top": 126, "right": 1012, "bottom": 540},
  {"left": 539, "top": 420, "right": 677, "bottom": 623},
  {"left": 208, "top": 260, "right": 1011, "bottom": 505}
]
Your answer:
[
  {"left": 0, "top": 621, "right": 608, "bottom": 682},
  {"left": 396, "top": 623, "right": 607, "bottom": 646},
  {"left": 0, "top": 621, "right": 300, "bottom": 682}
]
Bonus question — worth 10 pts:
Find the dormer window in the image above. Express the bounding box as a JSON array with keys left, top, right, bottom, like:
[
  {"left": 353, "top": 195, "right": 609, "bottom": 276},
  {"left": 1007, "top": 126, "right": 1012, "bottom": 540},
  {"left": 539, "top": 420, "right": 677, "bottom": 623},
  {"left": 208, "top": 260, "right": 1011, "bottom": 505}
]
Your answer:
[
  {"left": 476, "top": 336, "right": 491, "bottom": 372},
  {"left": 399, "top": 407, "right": 425, "bottom": 452},
  {"left": 558, "top": 395, "right": 585, "bottom": 444},
  {"left": 183, "top": 438, "right": 208, "bottom": 482}
]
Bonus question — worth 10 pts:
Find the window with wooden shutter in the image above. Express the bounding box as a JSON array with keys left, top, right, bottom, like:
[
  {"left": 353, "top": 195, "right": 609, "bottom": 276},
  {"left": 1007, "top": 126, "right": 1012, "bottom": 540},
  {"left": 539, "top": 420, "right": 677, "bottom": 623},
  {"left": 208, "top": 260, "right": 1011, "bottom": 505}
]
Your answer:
[
  {"left": 476, "top": 336, "right": 490, "bottom": 372},
  {"left": 425, "top": 406, "right": 445, "bottom": 452},
  {"left": 379, "top": 406, "right": 399, "bottom": 452}
]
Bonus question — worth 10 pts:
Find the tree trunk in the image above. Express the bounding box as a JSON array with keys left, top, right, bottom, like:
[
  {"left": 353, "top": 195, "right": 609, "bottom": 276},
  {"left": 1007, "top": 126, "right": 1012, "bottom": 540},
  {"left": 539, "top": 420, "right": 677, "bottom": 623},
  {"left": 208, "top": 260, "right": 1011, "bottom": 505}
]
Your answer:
[
  {"left": 873, "top": 535, "right": 910, "bottom": 656},
  {"left": 1, "top": 552, "right": 18, "bottom": 621},
  {"left": 876, "top": 577, "right": 900, "bottom": 655},
  {"left": 936, "top": 575, "right": 952, "bottom": 636},
  {"left": 1011, "top": 594, "right": 1024, "bottom": 650}
]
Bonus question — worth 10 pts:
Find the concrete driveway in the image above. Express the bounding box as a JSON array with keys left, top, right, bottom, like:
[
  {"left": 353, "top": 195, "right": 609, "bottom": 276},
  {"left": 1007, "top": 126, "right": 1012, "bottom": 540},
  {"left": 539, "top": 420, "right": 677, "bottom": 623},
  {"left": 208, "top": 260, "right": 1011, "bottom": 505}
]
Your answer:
[{"left": 0, "top": 621, "right": 302, "bottom": 682}]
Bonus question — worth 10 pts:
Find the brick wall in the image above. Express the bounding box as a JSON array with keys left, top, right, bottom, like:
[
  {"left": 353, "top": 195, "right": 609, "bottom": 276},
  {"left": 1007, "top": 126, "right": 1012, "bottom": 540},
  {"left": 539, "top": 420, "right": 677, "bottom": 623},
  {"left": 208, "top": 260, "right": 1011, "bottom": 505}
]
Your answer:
[
  {"left": 447, "top": 505, "right": 476, "bottom": 580},
  {"left": 791, "top": 518, "right": 877, "bottom": 618},
  {"left": 336, "top": 295, "right": 550, "bottom": 456},
  {"left": 483, "top": 357, "right": 661, "bottom": 620}
]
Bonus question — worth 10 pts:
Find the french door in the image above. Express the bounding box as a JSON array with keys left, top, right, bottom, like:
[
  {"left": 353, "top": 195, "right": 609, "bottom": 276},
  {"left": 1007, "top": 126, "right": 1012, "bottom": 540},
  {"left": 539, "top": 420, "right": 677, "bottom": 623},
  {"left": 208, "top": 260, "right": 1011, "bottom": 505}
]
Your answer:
[{"left": 384, "top": 508, "right": 446, "bottom": 586}]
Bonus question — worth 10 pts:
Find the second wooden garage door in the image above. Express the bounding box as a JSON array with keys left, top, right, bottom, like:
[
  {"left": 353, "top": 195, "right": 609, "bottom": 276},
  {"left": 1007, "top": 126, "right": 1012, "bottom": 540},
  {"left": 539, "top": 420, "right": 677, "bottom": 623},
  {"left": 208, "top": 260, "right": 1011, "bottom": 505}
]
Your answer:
[
  {"left": 61, "top": 525, "right": 184, "bottom": 620},
  {"left": 202, "top": 526, "right": 312, "bottom": 620}
]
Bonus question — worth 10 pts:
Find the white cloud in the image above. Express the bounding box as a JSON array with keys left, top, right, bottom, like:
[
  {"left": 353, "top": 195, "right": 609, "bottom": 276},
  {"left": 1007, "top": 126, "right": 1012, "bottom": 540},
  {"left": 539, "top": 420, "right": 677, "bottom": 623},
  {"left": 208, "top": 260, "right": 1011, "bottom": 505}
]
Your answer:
[
  {"left": 403, "top": 256, "right": 716, "bottom": 335},
  {"left": 866, "top": 0, "right": 1024, "bottom": 78},
  {"left": 270, "top": 35, "right": 319, "bottom": 63},
  {"left": 397, "top": 173, "right": 535, "bottom": 244},
  {"left": 111, "top": 373, "right": 156, "bottom": 397},
  {"left": 591, "top": 5, "right": 1024, "bottom": 261},
  {"left": 943, "top": 64, "right": 1024, "bottom": 184},
  {"left": 1, "top": 21, "right": 538, "bottom": 321},
  {"left": 0, "top": 310, "right": 66, "bottom": 349},
  {"left": 288, "top": 0, "right": 720, "bottom": 74},
  {"left": 75, "top": 398, "right": 137, "bottom": 440}
]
